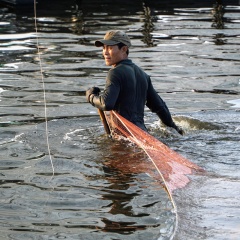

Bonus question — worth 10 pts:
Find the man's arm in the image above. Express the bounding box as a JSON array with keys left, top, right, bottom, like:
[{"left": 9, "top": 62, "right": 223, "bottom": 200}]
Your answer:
[
  {"left": 86, "top": 71, "right": 120, "bottom": 111},
  {"left": 146, "top": 79, "right": 184, "bottom": 135}
]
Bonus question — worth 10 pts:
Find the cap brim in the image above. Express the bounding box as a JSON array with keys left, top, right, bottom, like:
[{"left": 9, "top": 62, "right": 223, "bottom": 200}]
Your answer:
[{"left": 95, "top": 39, "right": 120, "bottom": 47}]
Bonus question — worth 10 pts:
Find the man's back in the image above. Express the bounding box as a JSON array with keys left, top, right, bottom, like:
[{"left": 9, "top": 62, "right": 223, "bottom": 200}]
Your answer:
[{"left": 106, "top": 59, "right": 149, "bottom": 129}]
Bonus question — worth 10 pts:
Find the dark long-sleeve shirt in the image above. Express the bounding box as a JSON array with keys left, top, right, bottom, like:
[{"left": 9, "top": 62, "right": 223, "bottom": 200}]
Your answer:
[{"left": 90, "top": 59, "right": 176, "bottom": 131}]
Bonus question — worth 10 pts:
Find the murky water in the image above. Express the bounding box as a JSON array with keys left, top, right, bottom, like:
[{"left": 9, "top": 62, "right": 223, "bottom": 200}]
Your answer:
[{"left": 0, "top": 0, "right": 240, "bottom": 239}]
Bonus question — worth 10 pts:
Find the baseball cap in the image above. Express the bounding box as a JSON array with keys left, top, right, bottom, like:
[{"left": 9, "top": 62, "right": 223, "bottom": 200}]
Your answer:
[{"left": 95, "top": 30, "right": 131, "bottom": 48}]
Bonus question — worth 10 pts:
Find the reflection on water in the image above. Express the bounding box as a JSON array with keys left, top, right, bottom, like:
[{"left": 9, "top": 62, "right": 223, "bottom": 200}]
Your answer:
[
  {"left": 142, "top": 3, "right": 155, "bottom": 47},
  {"left": 0, "top": 0, "right": 240, "bottom": 239},
  {"left": 212, "top": 0, "right": 225, "bottom": 29}
]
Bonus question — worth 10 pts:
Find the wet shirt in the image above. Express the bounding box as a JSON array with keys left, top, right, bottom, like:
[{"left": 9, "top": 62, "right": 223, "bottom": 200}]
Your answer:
[{"left": 91, "top": 59, "right": 175, "bottom": 130}]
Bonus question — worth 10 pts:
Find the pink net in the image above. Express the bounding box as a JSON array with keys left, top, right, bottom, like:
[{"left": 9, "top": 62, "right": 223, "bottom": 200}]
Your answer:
[{"left": 104, "top": 110, "right": 202, "bottom": 193}]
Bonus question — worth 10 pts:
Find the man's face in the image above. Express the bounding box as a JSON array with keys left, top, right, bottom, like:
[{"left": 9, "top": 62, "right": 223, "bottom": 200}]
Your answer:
[{"left": 102, "top": 45, "right": 127, "bottom": 66}]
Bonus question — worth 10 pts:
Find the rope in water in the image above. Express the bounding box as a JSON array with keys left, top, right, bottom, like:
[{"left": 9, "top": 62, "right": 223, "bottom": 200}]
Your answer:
[
  {"left": 33, "top": 0, "right": 54, "bottom": 176},
  {"left": 109, "top": 111, "right": 179, "bottom": 240}
]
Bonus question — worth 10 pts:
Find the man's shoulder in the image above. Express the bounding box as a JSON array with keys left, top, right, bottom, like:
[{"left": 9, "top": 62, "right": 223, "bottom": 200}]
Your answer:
[{"left": 118, "top": 59, "right": 133, "bottom": 66}]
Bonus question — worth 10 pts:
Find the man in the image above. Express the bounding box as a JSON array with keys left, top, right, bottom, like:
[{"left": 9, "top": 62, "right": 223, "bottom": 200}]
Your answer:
[{"left": 86, "top": 30, "right": 183, "bottom": 134}]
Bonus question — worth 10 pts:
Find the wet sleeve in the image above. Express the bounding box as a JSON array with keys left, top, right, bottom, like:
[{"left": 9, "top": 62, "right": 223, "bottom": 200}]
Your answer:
[
  {"left": 90, "top": 70, "right": 120, "bottom": 111},
  {"left": 146, "top": 78, "right": 176, "bottom": 128}
]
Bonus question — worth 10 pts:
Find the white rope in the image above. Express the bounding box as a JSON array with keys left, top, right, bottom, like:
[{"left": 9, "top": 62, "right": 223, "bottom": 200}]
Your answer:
[{"left": 34, "top": 0, "right": 55, "bottom": 176}]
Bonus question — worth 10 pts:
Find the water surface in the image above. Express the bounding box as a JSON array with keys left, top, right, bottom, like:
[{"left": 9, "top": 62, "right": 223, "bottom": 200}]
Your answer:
[{"left": 0, "top": 1, "right": 240, "bottom": 239}]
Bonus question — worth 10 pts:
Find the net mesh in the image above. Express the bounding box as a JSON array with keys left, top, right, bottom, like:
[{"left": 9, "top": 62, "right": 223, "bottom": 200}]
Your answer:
[{"left": 105, "top": 110, "right": 202, "bottom": 193}]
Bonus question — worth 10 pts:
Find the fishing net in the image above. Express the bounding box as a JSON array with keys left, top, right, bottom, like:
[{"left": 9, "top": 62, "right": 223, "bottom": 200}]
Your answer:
[{"left": 104, "top": 110, "right": 202, "bottom": 194}]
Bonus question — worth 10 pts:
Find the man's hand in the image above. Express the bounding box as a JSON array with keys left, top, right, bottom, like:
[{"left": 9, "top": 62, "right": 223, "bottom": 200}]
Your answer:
[
  {"left": 174, "top": 125, "right": 184, "bottom": 135},
  {"left": 86, "top": 87, "right": 100, "bottom": 103}
]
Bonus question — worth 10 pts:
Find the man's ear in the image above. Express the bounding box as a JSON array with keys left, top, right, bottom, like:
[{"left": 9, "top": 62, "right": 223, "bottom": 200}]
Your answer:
[{"left": 121, "top": 45, "right": 128, "bottom": 53}]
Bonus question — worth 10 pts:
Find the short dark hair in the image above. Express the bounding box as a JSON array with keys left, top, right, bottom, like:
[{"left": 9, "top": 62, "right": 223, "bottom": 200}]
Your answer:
[{"left": 117, "top": 42, "right": 129, "bottom": 55}]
